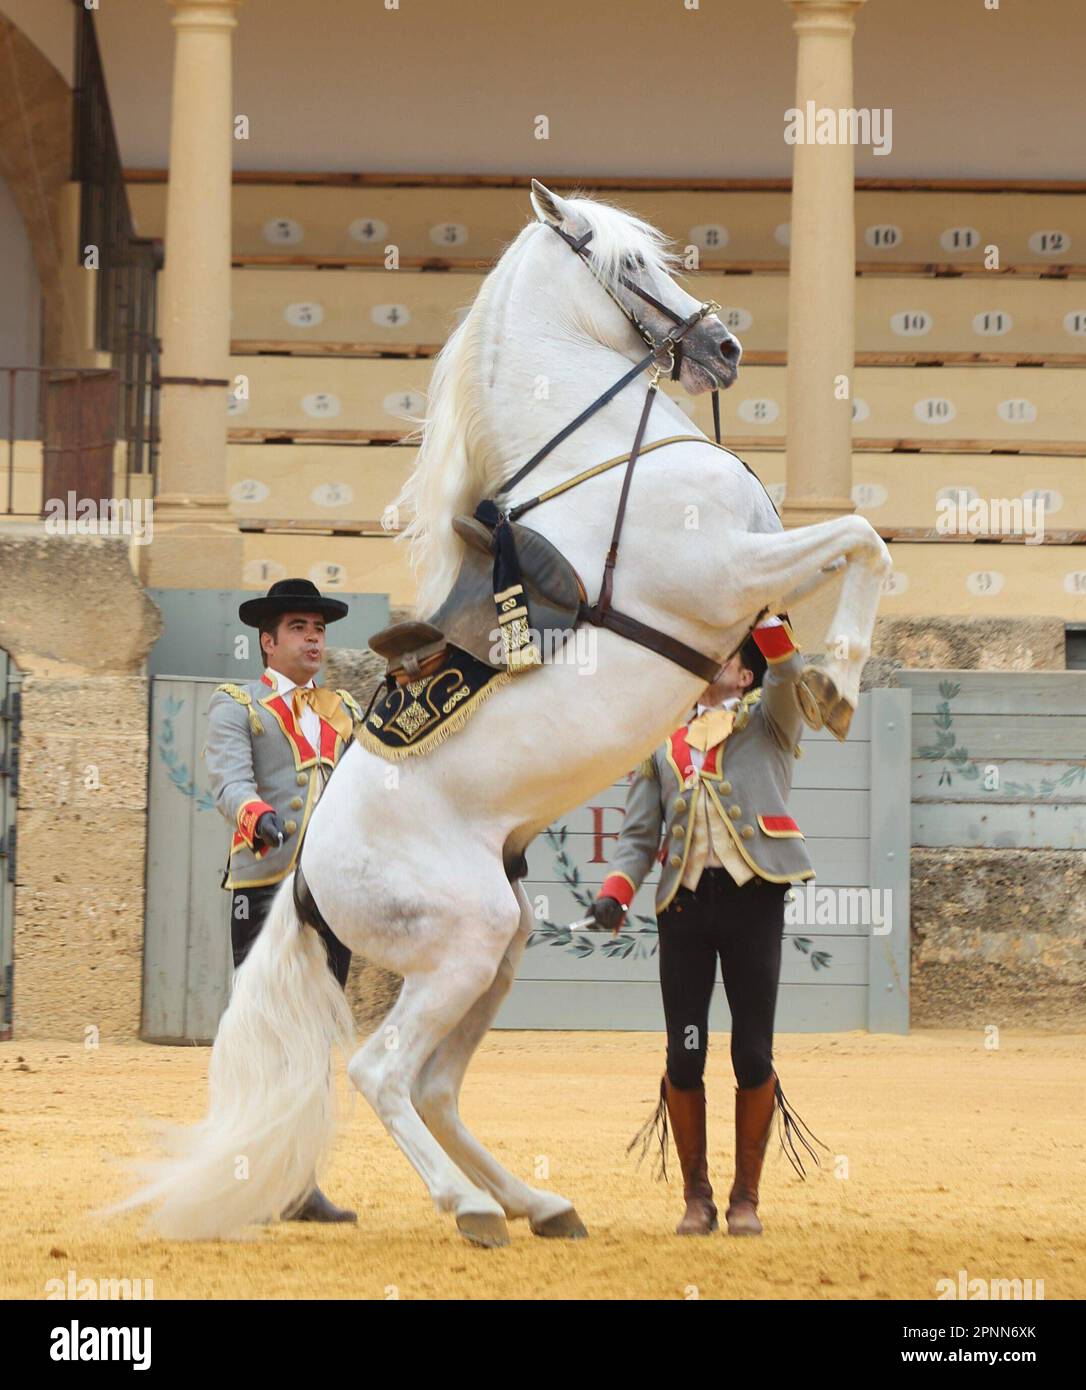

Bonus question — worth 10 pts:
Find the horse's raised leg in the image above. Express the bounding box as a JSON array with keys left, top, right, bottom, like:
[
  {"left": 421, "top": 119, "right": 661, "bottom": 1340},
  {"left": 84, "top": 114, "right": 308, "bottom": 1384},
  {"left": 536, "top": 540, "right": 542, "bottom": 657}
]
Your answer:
[
  {"left": 412, "top": 882, "right": 587, "bottom": 1238},
  {"left": 728, "top": 515, "right": 891, "bottom": 740},
  {"left": 346, "top": 898, "right": 521, "bottom": 1248},
  {"left": 803, "top": 527, "right": 888, "bottom": 738}
]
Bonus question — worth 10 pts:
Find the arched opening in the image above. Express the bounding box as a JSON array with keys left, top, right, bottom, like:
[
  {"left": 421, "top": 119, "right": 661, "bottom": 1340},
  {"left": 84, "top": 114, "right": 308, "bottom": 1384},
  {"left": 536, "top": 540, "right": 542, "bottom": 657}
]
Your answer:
[{"left": 0, "top": 172, "right": 42, "bottom": 517}]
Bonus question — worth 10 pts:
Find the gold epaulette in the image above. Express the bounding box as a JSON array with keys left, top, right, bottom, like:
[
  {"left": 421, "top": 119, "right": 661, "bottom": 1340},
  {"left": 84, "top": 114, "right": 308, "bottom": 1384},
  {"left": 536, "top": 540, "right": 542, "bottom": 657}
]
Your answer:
[
  {"left": 336, "top": 688, "right": 365, "bottom": 724},
  {"left": 214, "top": 682, "right": 264, "bottom": 736},
  {"left": 638, "top": 755, "right": 655, "bottom": 779}
]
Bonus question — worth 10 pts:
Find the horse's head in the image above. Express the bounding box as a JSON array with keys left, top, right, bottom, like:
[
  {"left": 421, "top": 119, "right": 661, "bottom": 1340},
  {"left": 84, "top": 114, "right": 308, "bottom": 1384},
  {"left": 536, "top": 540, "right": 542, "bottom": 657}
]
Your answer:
[{"left": 529, "top": 178, "right": 741, "bottom": 393}]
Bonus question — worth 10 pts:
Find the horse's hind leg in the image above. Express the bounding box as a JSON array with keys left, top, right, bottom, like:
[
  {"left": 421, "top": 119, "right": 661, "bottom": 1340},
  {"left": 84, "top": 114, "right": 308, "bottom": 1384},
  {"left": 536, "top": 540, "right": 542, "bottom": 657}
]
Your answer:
[
  {"left": 413, "top": 882, "right": 587, "bottom": 1238},
  {"left": 347, "top": 900, "right": 520, "bottom": 1248}
]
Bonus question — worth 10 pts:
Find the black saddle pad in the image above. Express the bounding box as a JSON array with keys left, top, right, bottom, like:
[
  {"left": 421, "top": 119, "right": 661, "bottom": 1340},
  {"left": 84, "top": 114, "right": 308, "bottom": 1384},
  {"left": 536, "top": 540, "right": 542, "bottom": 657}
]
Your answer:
[{"left": 356, "top": 644, "right": 510, "bottom": 761}]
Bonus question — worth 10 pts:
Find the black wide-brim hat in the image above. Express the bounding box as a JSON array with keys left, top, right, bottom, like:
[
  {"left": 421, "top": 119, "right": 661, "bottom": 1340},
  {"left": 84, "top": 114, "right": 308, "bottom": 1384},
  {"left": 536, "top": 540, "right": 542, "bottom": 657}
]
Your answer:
[{"left": 238, "top": 578, "right": 349, "bottom": 628}]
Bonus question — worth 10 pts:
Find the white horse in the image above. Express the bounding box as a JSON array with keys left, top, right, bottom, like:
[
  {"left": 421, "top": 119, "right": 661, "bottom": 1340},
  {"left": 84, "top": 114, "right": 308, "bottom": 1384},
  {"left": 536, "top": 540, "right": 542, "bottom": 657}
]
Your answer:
[{"left": 116, "top": 180, "right": 890, "bottom": 1246}]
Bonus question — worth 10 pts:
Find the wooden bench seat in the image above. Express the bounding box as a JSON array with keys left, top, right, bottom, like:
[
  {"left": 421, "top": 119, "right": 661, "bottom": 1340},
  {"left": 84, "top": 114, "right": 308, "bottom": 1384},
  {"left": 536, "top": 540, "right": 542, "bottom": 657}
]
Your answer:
[
  {"left": 227, "top": 267, "right": 1086, "bottom": 365},
  {"left": 224, "top": 356, "right": 1086, "bottom": 452},
  {"left": 126, "top": 181, "right": 1086, "bottom": 275}
]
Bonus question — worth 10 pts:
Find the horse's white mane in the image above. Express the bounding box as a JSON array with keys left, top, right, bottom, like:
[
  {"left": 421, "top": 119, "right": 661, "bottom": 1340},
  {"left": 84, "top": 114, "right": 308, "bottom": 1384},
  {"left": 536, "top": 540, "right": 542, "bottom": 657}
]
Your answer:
[{"left": 394, "top": 192, "right": 682, "bottom": 617}]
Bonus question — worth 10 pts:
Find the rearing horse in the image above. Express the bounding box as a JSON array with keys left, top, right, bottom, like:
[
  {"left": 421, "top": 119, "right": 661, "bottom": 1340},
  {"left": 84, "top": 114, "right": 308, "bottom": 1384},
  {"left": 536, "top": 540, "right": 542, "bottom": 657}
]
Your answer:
[{"left": 116, "top": 180, "right": 890, "bottom": 1246}]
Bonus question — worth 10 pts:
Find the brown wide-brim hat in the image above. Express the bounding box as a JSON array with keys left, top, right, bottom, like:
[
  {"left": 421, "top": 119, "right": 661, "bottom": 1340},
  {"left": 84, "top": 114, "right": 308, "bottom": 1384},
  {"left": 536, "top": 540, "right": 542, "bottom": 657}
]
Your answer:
[{"left": 238, "top": 578, "right": 349, "bottom": 628}]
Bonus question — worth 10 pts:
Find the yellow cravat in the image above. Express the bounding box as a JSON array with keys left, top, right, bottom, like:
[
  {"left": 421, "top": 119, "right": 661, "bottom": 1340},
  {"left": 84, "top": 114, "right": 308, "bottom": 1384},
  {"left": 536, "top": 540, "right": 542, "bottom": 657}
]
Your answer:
[
  {"left": 686, "top": 706, "right": 734, "bottom": 752},
  {"left": 292, "top": 685, "right": 353, "bottom": 744}
]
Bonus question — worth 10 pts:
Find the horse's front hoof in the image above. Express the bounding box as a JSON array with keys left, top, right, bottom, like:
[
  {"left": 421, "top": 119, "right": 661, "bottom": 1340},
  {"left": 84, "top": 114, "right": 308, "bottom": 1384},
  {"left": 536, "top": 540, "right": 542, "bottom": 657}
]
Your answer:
[
  {"left": 797, "top": 665, "right": 839, "bottom": 731},
  {"left": 825, "top": 695, "right": 855, "bottom": 743},
  {"left": 456, "top": 1210, "right": 510, "bottom": 1248},
  {"left": 794, "top": 676, "right": 825, "bottom": 731},
  {"left": 530, "top": 1207, "right": 588, "bottom": 1240},
  {"left": 797, "top": 666, "right": 855, "bottom": 742}
]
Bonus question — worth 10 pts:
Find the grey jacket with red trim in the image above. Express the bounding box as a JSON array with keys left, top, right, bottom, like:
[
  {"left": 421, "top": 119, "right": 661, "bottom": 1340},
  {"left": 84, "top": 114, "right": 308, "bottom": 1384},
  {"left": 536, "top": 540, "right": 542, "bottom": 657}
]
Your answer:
[
  {"left": 204, "top": 672, "right": 363, "bottom": 889},
  {"left": 600, "top": 641, "right": 815, "bottom": 915}
]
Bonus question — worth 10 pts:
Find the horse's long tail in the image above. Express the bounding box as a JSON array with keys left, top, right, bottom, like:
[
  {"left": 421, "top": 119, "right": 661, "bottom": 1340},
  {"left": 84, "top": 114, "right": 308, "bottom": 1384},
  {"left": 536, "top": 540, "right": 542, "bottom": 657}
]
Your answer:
[{"left": 106, "top": 877, "right": 354, "bottom": 1239}]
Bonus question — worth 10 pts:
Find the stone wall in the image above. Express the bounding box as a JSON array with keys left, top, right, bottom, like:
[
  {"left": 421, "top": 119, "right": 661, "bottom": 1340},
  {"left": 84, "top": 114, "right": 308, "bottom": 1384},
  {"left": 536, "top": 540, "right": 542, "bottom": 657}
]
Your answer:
[
  {"left": 882, "top": 636, "right": 1080, "bottom": 1032},
  {"left": 15, "top": 675, "right": 149, "bottom": 1039},
  {"left": 864, "top": 615, "right": 1066, "bottom": 689},
  {"left": 2, "top": 531, "right": 161, "bottom": 1039},
  {"left": 0, "top": 527, "right": 160, "bottom": 674},
  {"left": 911, "top": 848, "right": 1086, "bottom": 1029}
]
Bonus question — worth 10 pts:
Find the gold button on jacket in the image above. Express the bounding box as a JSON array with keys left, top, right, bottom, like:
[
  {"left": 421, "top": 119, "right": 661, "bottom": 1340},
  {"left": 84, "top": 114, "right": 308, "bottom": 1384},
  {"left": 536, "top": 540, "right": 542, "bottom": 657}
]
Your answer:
[
  {"left": 720, "top": 781, "right": 732, "bottom": 795},
  {"left": 672, "top": 824, "right": 685, "bottom": 838},
  {"left": 289, "top": 796, "right": 303, "bottom": 810},
  {"left": 728, "top": 804, "right": 742, "bottom": 820},
  {"left": 284, "top": 819, "right": 298, "bottom": 835},
  {"left": 669, "top": 853, "right": 683, "bottom": 868},
  {"left": 296, "top": 772, "right": 307, "bottom": 786},
  {"left": 673, "top": 797, "right": 687, "bottom": 813},
  {"left": 741, "top": 825, "right": 754, "bottom": 840}
]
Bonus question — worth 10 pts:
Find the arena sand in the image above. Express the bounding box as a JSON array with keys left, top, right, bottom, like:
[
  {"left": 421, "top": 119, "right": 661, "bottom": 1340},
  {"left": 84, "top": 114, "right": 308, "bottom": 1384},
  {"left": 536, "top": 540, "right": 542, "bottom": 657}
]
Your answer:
[{"left": 1, "top": 1030, "right": 1082, "bottom": 1301}]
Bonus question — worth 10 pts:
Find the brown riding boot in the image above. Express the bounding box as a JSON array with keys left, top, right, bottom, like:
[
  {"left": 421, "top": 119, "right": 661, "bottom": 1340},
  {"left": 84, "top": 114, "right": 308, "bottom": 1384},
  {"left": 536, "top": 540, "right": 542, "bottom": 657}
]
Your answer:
[
  {"left": 725, "top": 1071, "right": 778, "bottom": 1236},
  {"left": 664, "top": 1078, "right": 718, "bottom": 1236}
]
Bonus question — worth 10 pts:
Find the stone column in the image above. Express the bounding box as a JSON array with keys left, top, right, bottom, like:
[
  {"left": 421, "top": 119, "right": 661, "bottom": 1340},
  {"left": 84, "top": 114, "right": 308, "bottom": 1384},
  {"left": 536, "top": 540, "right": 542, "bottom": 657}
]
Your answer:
[
  {"left": 781, "top": 0, "right": 865, "bottom": 528},
  {"left": 142, "top": 0, "right": 243, "bottom": 588}
]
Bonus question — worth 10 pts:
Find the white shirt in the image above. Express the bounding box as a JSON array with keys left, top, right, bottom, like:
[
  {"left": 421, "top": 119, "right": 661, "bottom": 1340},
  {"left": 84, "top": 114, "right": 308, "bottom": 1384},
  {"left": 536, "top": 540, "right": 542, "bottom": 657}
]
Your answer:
[{"left": 266, "top": 667, "right": 320, "bottom": 751}]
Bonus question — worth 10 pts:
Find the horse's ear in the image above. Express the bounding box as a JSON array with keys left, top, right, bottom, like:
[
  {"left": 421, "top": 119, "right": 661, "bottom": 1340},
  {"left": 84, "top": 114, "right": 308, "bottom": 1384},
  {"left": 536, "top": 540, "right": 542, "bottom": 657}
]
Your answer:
[{"left": 530, "top": 178, "right": 570, "bottom": 228}]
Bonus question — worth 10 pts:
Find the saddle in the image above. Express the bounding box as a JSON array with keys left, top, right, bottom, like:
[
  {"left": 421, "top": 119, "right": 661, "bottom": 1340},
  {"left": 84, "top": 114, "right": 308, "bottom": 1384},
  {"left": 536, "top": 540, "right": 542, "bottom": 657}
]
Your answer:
[{"left": 369, "top": 515, "right": 586, "bottom": 684}]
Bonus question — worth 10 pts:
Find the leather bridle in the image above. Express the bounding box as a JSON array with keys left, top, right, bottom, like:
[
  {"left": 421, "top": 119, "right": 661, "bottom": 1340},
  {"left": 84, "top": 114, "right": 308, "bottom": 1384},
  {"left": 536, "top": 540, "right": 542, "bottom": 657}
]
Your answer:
[
  {"left": 474, "top": 218, "right": 732, "bottom": 683},
  {"left": 543, "top": 221, "right": 724, "bottom": 445}
]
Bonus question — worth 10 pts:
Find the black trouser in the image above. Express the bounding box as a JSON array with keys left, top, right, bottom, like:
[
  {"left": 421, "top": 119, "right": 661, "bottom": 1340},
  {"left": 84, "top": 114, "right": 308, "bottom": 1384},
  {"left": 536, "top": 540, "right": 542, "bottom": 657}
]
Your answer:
[
  {"left": 230, "top": 883, "right": 351, "bottom": 988},
  {"left": 657, "top": 868, "right": 787, "bottom": 1091}
]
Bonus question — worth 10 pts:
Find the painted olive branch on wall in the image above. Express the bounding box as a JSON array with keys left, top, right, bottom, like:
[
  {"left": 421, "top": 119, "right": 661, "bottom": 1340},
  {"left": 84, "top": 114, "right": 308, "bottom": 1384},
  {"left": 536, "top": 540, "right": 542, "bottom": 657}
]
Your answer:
[{"left": 917, "top": 679, "right": 1086, "bottom": 797}]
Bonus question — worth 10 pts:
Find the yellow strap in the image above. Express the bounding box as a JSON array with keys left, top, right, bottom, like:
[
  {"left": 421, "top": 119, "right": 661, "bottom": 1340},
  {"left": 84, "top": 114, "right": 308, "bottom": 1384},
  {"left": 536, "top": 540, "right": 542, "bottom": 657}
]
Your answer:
[{"left": 531, "top": 434, "right": 732, "bottom": 506}]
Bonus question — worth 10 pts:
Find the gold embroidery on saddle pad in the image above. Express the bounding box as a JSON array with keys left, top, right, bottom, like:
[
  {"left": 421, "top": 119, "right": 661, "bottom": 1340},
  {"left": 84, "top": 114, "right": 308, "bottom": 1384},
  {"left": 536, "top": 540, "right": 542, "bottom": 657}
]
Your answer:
[{"left": 357, "top": 645, "right": 513, "bottom": 762}]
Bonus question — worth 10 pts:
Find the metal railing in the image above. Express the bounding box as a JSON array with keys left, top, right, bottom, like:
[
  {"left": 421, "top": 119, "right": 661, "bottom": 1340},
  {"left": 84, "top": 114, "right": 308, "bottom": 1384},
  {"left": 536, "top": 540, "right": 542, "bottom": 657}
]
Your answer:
[{"left": 71, "top": 1, "right": 162, "bottom": 480}]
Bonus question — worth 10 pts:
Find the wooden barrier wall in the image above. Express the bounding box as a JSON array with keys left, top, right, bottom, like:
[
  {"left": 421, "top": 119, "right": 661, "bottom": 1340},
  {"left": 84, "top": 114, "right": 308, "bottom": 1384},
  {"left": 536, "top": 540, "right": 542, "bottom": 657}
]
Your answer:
[
  {"left": 899, "top": 671, "right": 1086, "bottom": 849},
  {"left": 498, "top": 690, "right": 911, "bottom": 1033}
]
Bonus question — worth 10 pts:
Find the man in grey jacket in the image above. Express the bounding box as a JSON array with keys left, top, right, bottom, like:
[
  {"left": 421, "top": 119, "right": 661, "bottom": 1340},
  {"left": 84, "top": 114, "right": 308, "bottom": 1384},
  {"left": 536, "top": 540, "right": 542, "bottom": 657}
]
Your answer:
[
  {"left": 205, "top": 578, "right": 363, "bottom": 1222},
  {"left": 591, "top": 617, "right": 820, "bottom": 1237}
]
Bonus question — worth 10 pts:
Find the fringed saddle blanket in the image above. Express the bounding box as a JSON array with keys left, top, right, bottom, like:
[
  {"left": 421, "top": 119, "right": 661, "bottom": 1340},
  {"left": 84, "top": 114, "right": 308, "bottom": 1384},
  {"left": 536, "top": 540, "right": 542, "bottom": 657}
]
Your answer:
[{"left": 357, "top": 645, "right": 511, "bottom": 761}]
